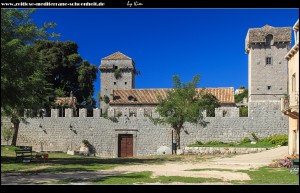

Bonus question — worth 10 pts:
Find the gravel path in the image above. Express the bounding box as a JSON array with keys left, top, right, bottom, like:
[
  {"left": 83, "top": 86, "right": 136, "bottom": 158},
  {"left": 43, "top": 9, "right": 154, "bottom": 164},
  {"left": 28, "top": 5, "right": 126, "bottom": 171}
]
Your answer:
[{"left": 1, "top": 146, "right": 288, "bottom": 185}]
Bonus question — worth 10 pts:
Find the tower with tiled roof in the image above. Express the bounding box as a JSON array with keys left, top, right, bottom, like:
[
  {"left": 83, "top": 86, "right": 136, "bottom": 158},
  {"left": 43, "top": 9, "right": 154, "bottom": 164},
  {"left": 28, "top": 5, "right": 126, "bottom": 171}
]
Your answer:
[
  {"left": 99, "top": 51, "right": 136, "bottom": 111},
  {"left": 245, "top": 25, "right": 291, "bottom": 102}
]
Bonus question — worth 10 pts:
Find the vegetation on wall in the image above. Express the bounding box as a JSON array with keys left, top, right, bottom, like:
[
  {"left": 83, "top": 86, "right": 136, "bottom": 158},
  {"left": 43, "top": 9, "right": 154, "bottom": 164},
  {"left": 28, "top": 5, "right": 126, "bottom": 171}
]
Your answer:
[
  {"left": 103, "top": 95, "right": 110, "bottom": 104},
  {"left": 239, "top": 106, "right": 248, "bottom": 117},
  {"left": 235, "top": 89, "right": 248, "bottom": 103},
  {"left": 114, "top": 69, "right": 122, "bottom": 79}
]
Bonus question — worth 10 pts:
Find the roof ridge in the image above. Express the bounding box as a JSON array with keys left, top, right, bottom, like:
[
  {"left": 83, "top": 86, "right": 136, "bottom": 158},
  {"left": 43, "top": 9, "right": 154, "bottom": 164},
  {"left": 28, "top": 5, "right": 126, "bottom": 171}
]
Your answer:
[{"left": 102, "top": 51, "right": 132, "bottom": 60}]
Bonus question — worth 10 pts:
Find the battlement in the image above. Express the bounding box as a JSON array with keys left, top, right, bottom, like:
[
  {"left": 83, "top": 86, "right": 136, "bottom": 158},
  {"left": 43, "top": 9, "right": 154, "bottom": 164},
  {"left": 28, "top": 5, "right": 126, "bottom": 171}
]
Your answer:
[{"left": 23, "top": 106, "right": 243, "bottom": 119}]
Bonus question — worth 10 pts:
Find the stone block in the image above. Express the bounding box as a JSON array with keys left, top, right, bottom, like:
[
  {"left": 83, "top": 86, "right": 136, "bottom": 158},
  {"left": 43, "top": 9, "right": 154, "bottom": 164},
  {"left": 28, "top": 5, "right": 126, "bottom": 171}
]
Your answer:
[
  {"left": 93, "top": 108, "right": 101, "bottom": 117},
  {"left": 79, "top": 109, "right": 87, "bottom": 117},
  {"left": 51, "top": 109, "right": 59, "bottom": 118},
  {"left": 157, "top": 146, "right": 172, "bottom": 155}
]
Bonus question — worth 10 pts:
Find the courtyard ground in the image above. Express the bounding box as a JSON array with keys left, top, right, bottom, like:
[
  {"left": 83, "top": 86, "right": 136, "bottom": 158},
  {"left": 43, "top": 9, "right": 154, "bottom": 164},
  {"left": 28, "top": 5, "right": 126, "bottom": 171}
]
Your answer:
[{"left": 1, "top": 146, "right": 298, "bottom": 185}]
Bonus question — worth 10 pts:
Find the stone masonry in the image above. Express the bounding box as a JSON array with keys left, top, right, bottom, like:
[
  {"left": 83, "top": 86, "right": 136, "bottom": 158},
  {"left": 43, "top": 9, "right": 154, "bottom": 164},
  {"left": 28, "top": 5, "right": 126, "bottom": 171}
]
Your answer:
[{"left": 1, "top": 104, "right": 287, "bottom": 158}]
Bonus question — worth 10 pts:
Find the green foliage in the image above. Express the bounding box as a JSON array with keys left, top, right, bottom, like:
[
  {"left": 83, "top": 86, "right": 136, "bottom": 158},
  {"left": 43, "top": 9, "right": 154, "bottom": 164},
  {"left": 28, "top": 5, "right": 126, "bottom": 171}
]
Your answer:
[
  {"left": 34, "top": 40, "right": 97, "bottom": 108},
  {"left": 114, "top": 68, "right": 122, "bottom": 79},
  {"left": 233, "top": 167, "right": 299, "bottom": 185},
  {"left": 1, "top": 9, "right": 58, "bottom": 145},
  {"left": 234, "top": 89, "right": 248, "bottom": 103},
  {"left": 198, "top": 93, "right": 220, "bottom": 117},
  {"left": 239, "top": 86, "right": 245, "bottom": 89},
  {"left": 1, "top": 127, "right": 14, "bottom": 145},
  {"left": 259, "top": 135, "right": 288, "bottom": 146},
  {"left": 82, "top": 140, "right": 90, "bottom": 146},
  {"left": 117, "top": 112, "right": 122, "bottom": 117},
  {"left": 195, "top": 140, "right": 203, "bottom": 145},
  {"left": 241, "top": 137, "right": 251, "bottom": 144},
  {"left": 153, "top": 74, "right": 212, "bottom": 149},
  {"left": 205, "top": 141, "right": 224, "bottom": 145},
  {"left": 251, "top": 132, "right": 259, "bottom": 142},
  {"left": 228, "top": 142, "right": 236, "bottom": 146},
  {"left": 103, "top": 95, "right": 110, "bottom": 104},
  {"left": 239, "top": 106, "right": 248, "bottom": 117}
]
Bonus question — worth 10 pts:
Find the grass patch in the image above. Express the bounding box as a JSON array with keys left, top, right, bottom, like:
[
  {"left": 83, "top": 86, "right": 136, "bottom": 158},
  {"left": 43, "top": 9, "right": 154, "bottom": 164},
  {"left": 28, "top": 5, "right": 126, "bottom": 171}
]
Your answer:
[
  {"left": 186, "top": 168, "right": 235, "bottom": 172},
  {"left": 2, "top": 146, "right": 220, "bottom": 174},
  {"left": 83, "top": 171, "right": 222, "bottom": 185},
  {"left": 232, "top": 167, "right": 299, "bottom": 185},
  {"left": 188, "top": 141, "right": 279, "bottom": 148}
]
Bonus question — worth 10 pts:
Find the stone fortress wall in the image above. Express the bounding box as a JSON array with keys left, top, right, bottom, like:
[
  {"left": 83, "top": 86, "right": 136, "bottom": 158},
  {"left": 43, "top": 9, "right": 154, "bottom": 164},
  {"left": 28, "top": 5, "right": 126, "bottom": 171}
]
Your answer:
[{"left": 1, "top": 102, "right": 288, "bottom": 158}]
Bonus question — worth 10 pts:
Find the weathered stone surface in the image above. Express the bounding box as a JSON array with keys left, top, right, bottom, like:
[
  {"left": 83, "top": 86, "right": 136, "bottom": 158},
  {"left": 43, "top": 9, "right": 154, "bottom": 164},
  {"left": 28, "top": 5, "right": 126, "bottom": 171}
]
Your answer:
[{"left": 157, "top": 146, "right": 172, "bottom": 155}]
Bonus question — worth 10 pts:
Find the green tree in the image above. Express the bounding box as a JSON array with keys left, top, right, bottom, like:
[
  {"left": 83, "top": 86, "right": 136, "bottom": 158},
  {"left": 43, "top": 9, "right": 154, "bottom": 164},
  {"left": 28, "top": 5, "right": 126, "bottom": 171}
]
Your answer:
[
  {"left": 33, "top": 40, "right": 97, "bottom": 108},
  {"left": 1, "top": 9, "right": 57, "bottom": 145},
  {"left": 1, "top": 127, "right": 14, "bottom": 145},
  {"left": 153, "top": 75, "right": 219, "bottom": 149}
]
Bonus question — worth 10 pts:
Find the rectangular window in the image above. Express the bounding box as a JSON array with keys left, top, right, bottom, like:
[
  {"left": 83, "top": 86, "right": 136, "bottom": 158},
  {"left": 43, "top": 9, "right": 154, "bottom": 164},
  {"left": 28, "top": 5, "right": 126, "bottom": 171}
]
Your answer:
[
  {"left": 114, "top": 82, "right": 116, "bottom": 85},
  {"left": 266, "top": 57, "right": 272, "bottom": 65},
  {"left": 267, "top": 86, "right": 271, "bottom": 90},
  {"left": 292, "top": 73, "right": 296, "bottom": 92},
  {"left": 125, "top": 82, "right": 127, "bottom": 85}
]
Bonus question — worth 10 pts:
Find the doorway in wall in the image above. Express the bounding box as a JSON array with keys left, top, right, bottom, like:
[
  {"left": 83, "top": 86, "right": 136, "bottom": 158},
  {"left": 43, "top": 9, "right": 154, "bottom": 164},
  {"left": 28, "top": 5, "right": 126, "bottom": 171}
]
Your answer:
[{"left": 118, "top": 134, "right": 133, "bottom": 157}]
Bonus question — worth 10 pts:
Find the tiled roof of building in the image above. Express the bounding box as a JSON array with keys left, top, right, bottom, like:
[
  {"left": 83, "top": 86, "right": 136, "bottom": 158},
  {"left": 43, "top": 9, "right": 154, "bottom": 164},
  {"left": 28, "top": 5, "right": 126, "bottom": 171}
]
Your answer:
[
  {"left": 110, "top": 88, "right": 235, "bottom": 105},
  {"left": 245, "top": 25, "right": 291, "bottom": 53},
  {"left": 102, "top": 51, "right": 132, "bottom": 60}
]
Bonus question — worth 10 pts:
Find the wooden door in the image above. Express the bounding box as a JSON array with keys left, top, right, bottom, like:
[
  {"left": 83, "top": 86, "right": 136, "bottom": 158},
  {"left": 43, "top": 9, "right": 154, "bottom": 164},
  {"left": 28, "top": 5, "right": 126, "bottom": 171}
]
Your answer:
[{"left": 118, "top": 134, "right": 133, "bottom": 157}]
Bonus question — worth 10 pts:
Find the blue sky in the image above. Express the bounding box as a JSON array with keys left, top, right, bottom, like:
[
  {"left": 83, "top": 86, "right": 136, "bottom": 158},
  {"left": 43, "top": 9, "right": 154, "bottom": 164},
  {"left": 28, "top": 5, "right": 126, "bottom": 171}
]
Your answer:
[{"left": 31, "top": 9, "right": 299, "bottom": 107}]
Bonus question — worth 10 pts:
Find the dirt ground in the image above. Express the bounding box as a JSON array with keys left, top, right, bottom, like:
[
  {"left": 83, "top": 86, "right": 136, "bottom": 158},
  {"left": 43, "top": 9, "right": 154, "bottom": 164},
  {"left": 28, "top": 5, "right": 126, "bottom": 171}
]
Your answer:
[{"left": 1, "top": 146, "right": 288, "bottom": 185}]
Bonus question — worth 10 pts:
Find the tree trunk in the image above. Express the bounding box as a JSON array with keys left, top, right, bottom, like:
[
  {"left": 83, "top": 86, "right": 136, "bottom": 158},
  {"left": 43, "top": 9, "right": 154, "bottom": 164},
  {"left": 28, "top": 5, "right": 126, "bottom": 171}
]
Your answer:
[
  {"left": 11, "top": 118, "right": 20, "bottom": 146},
  {"left": 174, "top": 127, "right": 181, "bottom": 149}
]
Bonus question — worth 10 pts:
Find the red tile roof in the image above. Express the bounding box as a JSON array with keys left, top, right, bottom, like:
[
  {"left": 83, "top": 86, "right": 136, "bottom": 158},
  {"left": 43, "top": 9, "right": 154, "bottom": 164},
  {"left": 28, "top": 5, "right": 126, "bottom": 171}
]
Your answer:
[
  {"left": 110, "top": 88, "right": 234, "bottom": 105},
  {"left": 102, "top": 51, "right": 132, "bottom": 60}
]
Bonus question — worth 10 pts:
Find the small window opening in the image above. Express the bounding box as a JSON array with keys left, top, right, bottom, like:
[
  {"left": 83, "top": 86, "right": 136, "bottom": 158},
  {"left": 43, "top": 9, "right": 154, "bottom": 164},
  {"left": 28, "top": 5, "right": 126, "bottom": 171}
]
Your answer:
[
  {"left": 267, "top": 86, "right": 271, "bottom": 90},
  {"left": 114, "top": 82, "right": 116, "bottom": 85},
  {"left": 125, "top": 82, "right": 127, "bottom": 85},
  {"left": 266, "top": 57, "right": 272, "bottom": 65}
]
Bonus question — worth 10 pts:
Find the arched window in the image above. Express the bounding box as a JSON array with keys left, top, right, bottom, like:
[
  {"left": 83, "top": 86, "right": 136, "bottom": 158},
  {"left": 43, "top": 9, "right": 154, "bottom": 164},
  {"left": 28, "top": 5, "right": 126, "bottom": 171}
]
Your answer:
[{"left": 266, "top": 34, "right": 274, "bottom": 46}]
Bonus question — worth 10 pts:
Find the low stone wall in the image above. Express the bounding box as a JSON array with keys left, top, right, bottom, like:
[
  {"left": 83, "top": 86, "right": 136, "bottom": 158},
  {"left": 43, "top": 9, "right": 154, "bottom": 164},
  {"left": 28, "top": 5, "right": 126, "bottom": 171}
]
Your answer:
[{"left": 183, "top": 146, "right": 269, "bottom": 155}]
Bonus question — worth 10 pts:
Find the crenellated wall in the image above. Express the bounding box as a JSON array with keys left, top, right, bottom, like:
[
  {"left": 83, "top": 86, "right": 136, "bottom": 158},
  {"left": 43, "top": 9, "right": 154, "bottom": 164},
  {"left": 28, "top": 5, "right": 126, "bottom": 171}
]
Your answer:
[{"left": 1, "top": 103, "right": 288, "bottom": 158}]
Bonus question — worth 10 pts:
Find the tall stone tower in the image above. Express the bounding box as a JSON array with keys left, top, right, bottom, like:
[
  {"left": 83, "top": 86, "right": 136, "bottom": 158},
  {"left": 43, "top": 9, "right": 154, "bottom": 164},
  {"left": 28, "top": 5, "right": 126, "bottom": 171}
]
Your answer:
[
  {"left": 246, "top": 25, "right": 291, "bottom": 102},
  {"left": 99, "top": 51, "right": 136, "bottom": 111},
  {"left": 246, "top": 25, "right": 291, "bottom": 118}
]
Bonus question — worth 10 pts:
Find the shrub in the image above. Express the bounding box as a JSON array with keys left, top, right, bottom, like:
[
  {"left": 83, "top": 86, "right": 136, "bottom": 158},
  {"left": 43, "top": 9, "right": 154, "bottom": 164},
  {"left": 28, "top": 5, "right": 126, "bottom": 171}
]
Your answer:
[
  {"left": 82, "top": 139, "right": 90, "bottom": 147},
  {"left": 1, "top": 127, "right": 14, "bottom": 145},
  {"left": 195, "top": 140, "right": 203, "bottom": 145},
  {"left": 228, "top": 142, "right": 236, "bottom": 146},
  {"left": 251, "top": 132, "right": 259, "bottom": 142},
  {"left": 241, "top": 137, "right": 251, "bottom": 144},
  {"left": 260, "top": 135, "right": 288, "bottom": 146},
  {"left": 205, "top": 140, "right": 224, "bottom": 145}
]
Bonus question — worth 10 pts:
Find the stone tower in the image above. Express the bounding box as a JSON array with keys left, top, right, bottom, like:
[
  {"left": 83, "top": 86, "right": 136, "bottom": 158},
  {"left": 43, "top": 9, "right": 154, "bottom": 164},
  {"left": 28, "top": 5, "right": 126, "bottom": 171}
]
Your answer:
[
  {"left": 246, "top": 25, "right": 291, "bottom": 102},
  {"left": 99, "top": 51, "right": 136, "bottom": 111}
]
